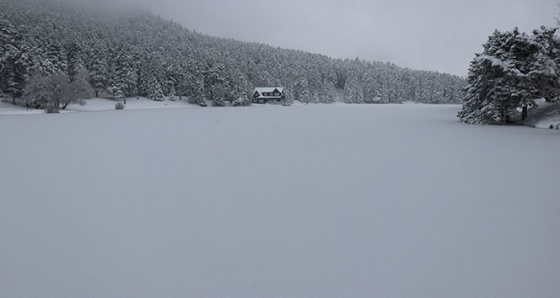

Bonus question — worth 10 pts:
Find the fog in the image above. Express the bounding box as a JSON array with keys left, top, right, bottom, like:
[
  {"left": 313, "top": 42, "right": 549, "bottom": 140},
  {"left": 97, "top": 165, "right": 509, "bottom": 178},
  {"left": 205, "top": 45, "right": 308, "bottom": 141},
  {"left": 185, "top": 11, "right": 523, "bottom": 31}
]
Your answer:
[{"left": 67, "top": 0, "right": 560, "bottom": 76}]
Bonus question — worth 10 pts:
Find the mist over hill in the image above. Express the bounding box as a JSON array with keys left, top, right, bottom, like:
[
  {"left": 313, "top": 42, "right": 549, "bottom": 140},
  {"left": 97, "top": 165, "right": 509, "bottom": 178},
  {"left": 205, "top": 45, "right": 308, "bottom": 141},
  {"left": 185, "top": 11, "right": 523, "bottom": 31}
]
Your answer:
[{"left": 0, "top": 0, "right": 465, "bottom": 105}]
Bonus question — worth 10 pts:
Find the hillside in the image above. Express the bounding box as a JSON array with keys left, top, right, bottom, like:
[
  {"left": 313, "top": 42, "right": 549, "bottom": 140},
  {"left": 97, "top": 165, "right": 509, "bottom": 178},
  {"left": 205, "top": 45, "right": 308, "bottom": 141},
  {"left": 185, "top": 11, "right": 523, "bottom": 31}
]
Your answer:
[{"left": 0, "top": 0, "right": 465, "bottom": 106}]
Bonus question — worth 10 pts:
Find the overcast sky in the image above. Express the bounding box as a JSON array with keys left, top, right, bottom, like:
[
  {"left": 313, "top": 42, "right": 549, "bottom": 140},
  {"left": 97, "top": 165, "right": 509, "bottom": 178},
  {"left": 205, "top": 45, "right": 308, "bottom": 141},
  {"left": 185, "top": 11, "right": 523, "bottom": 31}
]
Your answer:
[{"left": 126, "top": 0, "right": 557, "bottom": 76}]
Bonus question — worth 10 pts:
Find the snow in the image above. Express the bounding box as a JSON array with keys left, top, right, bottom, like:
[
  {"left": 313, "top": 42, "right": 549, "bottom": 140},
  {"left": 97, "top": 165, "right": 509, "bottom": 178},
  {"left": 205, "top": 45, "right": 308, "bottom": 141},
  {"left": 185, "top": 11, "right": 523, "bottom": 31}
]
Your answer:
[
  {"left": 1, "top": 104, "right": 559, "bottom": 298},
  {"left": 0, "top": 97, "right": 197, "bottom": 115},
  {"left": 523, "top": 100, "right": 560, "bottom": 129},
  {"left": 67, "top": 97, "right": 197, "bottom": 112},
  {"left": 477, "top": 55, "right": 524, "bottom": 77},
  {"left": 254, "top": 87, "right": 285, "bottom": 94},
  {"left": 0, "top": 101, "right": 44, "bottom": 115}
]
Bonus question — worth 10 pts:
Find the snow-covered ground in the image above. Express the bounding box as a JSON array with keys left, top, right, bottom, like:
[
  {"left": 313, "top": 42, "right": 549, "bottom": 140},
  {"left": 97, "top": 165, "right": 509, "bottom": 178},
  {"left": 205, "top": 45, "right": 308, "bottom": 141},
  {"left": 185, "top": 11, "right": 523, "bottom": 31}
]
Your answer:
[
  {"left": 66, "top": 97, "right": 197, "bottom": 112},
  {"left": 522, "top": 100, "right": 560, "bottom": 129},
  {"left": 0, "top": 101, "right": 45, "bottom": 115},
  {"left": 1, "top": 103, "right": 559, "bottom": 298},
  {"left": 1, "top": 97, "right": 200, "bottom": 115}
]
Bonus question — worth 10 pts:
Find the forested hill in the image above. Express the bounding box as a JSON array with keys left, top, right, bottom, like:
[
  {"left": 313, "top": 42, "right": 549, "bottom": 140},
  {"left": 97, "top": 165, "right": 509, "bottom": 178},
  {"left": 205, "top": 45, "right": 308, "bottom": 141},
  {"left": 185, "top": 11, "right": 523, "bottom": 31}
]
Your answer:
[{"left": 0, "top": 0, "right": 465, "bottom": 105}]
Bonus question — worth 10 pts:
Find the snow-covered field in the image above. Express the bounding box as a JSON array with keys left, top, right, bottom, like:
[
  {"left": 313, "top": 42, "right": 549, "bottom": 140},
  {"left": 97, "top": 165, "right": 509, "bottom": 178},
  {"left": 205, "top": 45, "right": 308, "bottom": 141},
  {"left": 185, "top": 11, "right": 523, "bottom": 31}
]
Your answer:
[
  {"left": 1, "top": 103, "right": 559, "bottom": 298},
  {"left": 0, "top": 97, "right": 199, "bottom": 115}
]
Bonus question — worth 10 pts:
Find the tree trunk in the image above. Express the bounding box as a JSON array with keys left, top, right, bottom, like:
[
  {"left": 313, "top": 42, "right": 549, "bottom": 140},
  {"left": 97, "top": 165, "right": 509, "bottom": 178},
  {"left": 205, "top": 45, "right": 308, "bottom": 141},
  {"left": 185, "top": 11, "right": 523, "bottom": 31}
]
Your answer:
[{"left": 521, "top": 106, "right": 528, "bottom": 121}]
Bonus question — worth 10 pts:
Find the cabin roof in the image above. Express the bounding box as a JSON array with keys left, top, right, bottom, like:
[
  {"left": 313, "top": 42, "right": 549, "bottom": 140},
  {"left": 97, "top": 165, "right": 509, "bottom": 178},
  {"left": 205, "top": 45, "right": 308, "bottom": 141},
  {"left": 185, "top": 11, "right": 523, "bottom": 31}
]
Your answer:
[{"left": 254, "top": 87, "right": 284, "bottom": 94}]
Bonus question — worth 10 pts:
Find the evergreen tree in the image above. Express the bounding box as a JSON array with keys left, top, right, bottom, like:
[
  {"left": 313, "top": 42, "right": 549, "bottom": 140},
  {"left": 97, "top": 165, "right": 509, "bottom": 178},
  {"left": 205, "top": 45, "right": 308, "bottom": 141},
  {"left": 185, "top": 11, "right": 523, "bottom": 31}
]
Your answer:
[
  {"left": 88, "top": 42, "right": 109, "bottom": 98},
  {"left": 344, "top": 77, "right": 364, "bottom": 104},
  {"left": 459, "top": 29, "right": 546, "bottom": 124},
  {"left": 66, "top": 41, "right": 84, "bottom": 82},
  {"left": 204, "top": 62, "right": 227, "bottom": 105},
  {"left": 45, "top": 42, "right": 67, "bottom": 74},
  {"left": 147, "top": 75, "right": 164, "bottom": 101},
  {"left": 293, "top": 78, "right": 311, "bottom": 103},
  {"left": 529, "top": 27, "right": 560, "bottom": 103},
  {"left": 0, "top": 0, "right": 465, "bottom": 106},
  {"left": 0, "top": 18, "right": 18, "bottom": 98}
]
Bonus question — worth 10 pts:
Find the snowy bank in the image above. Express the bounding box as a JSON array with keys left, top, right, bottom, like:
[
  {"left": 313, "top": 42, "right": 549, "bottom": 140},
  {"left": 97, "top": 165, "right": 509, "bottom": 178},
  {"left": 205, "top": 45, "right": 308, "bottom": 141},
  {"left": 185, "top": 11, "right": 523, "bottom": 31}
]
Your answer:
[{"left": 522, "top": 101, "right": 560, "bottom": 129}]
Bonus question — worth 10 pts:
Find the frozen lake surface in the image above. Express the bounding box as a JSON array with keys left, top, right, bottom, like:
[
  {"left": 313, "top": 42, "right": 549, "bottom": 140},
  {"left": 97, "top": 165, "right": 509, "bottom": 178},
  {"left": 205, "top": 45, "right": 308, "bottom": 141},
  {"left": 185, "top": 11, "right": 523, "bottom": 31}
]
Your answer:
[{"left": 1, "top": 104, "right": 559, "bottom": 298}]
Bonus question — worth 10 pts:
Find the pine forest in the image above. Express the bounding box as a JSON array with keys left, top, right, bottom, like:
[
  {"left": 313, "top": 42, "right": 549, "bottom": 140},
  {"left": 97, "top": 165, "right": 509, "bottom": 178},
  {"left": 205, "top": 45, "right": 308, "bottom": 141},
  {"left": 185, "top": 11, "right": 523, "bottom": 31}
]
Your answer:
[{"left": 0, "top": 0, "right": 466, "bottom": 110}]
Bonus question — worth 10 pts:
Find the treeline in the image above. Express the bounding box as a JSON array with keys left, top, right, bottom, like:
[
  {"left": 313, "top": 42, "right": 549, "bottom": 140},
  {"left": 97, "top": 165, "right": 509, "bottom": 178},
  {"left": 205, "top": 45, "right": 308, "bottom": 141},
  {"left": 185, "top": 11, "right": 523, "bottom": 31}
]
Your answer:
[
  {"left": 0, "top": 0, "right": 465, "bottom": 107},
  {"left": 458, "top": 27, "right": 560, "bottom": 124}
]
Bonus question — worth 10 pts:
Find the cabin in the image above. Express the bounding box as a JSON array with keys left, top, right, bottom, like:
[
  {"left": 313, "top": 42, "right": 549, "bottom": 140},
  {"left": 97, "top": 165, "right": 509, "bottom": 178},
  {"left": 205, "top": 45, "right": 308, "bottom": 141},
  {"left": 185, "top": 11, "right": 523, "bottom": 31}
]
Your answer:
[{"left": 253, "top": 87, "right": 285, "bottom": 104}]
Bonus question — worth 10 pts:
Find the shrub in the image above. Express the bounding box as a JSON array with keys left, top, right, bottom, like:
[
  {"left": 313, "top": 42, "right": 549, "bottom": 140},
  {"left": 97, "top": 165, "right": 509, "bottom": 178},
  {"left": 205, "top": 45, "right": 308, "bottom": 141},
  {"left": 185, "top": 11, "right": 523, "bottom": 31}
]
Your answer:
[
  {"left": 212, "top": 100, "right": 225, "bottom": 107},
  {"left": 44, "top": 103, "right": 60, "bottom": 113},
  {"left": 115, "top": 102, "right": 125, "bottom": 110},
  {"left": 232, "top": 97, "right": 250, "bottom": 107},
  {"left": 24, "top": 69, "right": 93, "bottom": 111}
]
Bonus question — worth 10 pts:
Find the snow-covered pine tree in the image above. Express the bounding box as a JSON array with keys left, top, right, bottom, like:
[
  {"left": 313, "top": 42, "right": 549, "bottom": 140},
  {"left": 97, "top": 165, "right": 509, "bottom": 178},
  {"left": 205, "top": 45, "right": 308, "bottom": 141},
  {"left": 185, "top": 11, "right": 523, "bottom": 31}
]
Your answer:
[
  {"left": 107, "top": 81, "right": 125, "bottom": 100},
  {"left": 107, "top": 60, "right": 124, "bottom": 100},
  {"left": 344, "top": 77, "right": 364, "bottom": 104},
  {"left": 0, "top": 26, "right": 40, "bottom": 103},
  {"left": 167, "top": 84, "right": 177, "bottom": 101},
  {"left": 211, "top": 84, "right": 225, "bottom": 106},
  {"left": 147, "top": 75, "right": 164, "bottom": 101},
  {"left": 223, "top": 68, "right": 247, "bottom": 102},
  {"left": 203, "top": 62, "right": 226, "bottom": 103},
  {"left": 106, "top": 48, "right": 137, "bottom": 100},
  {"left": 458, "top": 29, "right": 542, "bottom": 124},
  {"left": 529, "top": 27, "right": 560, "bottom": 103},
  {"left": 136, "top": 56, "right": 151, "bottom": 97},
  {"left": 0, "top": 0, "right": 466, "bottom": 106},
  {"left": 192, "top": 79, "right": 205, "bottom": 105},
  {"left": 0, "top": 18, "right": 18, "bottom": 99},
  {"left": 318, "top": 82, "right": 336, "bottom": 103},
  {"left": 66, "top": 41, "right": 84, "bottom": 82},
  {"left": 164, "top": 70, "right": 178, "bottom": 100},
  {"left": 88, "top": 42, "right": 109, "bottom": 98},
  {"left": 459, "top": 31, "right": 504, "bottom": 124},
  {"left": 45, "top": 42, "right": 67, "bottom": 75},
  {"left": 293, "top": 78, "right": 312, "bottom": 103}
]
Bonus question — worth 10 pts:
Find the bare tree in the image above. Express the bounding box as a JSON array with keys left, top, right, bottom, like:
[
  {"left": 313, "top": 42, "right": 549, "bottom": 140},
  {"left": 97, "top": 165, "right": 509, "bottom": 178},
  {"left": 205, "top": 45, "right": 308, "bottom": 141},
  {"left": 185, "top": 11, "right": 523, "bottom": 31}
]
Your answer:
[{"left": 22, "top": 68, "right": 93, "bottom": 113}]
